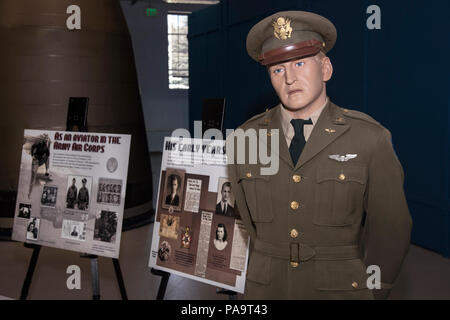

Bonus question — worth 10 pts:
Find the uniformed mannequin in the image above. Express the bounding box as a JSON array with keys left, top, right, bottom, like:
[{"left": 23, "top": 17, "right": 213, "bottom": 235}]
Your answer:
[{"left": 226, "top": 11, "right": 412, "bottom": 300}]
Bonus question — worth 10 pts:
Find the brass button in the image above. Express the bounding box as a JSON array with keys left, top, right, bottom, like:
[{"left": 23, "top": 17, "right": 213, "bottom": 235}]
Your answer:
[
  {"left": 290, "top": 229, "right": 299, "bottom": 238},
  {"left": 335, "top": 117, "right": 344, "bottom": 122},
  {"left": 290, "top": 261, "right": 299, "bottom": 268},
  {"left": 322, "top": 42, "right": 326, "bottom": 47},
  {"left": 292, "top": 175, "right": 301, "bottom": 183},
  {"left": 339, "top": 173, "right": 346, "bottom": 181},
  {"left": 267, "top": 131, "right": 272, "bottom": 137},
  {"left": 246, "top": 172, "right": 252, "bottom": 178},
  {"left": 290, "top": 201, "right": 299, "bottom": 210},
  {"left": 352, "top": 281, "right": 358, "bottom": 289}
]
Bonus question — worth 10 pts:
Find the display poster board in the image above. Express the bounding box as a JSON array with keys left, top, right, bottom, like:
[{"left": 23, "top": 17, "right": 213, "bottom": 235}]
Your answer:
[
  {"left": 149, "top": 137, "right": 250, "bottom": 293},
  {"left": 12, "top": 129, "right": 131, "bottom": 258}
]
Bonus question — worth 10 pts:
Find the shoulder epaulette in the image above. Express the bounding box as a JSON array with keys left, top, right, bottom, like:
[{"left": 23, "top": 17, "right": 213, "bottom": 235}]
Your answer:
[
  {"left": 341, "top": 108, "right": 381, "bottom": 127},
  {"left": 240, "top": 107, "right": 273, "bottom": 128}
]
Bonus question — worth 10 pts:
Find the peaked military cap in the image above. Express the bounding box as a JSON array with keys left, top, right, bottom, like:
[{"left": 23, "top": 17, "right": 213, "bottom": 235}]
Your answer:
[{"left": 246, "top": 11, "right": 337, "bottom": 66}]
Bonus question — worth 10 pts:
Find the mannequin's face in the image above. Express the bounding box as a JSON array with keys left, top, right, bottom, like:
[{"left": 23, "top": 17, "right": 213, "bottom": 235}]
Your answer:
[{"left": 268, "top": 53, "right": 332, "bottom": 110}]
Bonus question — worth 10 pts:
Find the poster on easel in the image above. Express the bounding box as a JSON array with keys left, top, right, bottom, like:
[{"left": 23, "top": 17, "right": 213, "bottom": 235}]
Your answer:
[
  {"left": 148, "top": 137, "right": 250, "bottom": 293},
  {"left": 12, "top": 129, "right": 131, "bottom": 258}
]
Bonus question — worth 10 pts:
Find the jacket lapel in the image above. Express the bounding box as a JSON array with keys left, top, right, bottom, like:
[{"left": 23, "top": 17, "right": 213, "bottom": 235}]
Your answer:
[{"left": 295, "top": 101, "right": 350, "bottom": 170}]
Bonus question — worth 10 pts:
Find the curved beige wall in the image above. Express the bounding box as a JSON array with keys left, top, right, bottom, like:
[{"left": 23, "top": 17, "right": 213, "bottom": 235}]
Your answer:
[{"left": 0, "top": 0, "right": 153, "bottom": 222}]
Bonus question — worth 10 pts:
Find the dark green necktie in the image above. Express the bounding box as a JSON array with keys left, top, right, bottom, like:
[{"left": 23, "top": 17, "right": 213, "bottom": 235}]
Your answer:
[{"left": 289, "top": 118, "right": 313, "bottom": 166}]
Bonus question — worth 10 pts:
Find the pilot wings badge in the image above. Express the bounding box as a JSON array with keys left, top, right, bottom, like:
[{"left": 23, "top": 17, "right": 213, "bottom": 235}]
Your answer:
[
  {"left": 328, "top": 154, "right": 358, "bottom": 162},
  {"left": 272, "top": 17, "right": 292, "bottom": 40}
]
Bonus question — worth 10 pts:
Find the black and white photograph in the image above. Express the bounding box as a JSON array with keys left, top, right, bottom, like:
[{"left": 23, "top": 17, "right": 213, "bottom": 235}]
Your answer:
[
  {"left": 65, "top": 175, "right": 92, "bottom": 210},
  {"left": 18, "top": 203, "right": 32, "bottom": 219},
  {"left": 97, "top": 178, "right": 122, "bottom": 206},
  {"left": 94, "top": 210, "right": 118, "bottom": 243},
  {"left": 215, "top": 178, "right": 236, "bottom": 218},
  {"left": 213, "top": 223, "right": 228, "bottom": 251},
  {"left": 61, "top": 219, "right": 86, "bottom": 241},
  {"left": 23, "top": 133, "right": 52, "bottom": 199},
  {"left": 40, "top": 185, "right": 58, "bottom": 207},
  {"left": 26, "top": 217, "right": 40, "bottom": 241},
  {"left": 162, "top": 168, "right": 185, "bottom": 212},
  {"left": 158, "top": 240, "right": 171, "bottom": 262}
]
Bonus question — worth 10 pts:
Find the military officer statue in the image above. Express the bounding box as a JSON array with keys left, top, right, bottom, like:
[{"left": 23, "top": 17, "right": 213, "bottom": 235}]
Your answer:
[{"left": 227, "top": 11, "right": 412, "bottom": 300}]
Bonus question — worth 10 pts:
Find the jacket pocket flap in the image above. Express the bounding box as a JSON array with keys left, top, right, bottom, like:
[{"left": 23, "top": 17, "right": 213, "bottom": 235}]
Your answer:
[
  {"left": 317, "top": 164, "right": 367, "bottom": 184},
  {"left": 315, "top": 259, "right": 369, "bottom": 291}
]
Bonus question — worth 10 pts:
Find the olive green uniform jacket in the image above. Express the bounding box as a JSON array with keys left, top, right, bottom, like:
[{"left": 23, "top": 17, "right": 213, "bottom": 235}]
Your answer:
[{"left": 227, "top": 101, "right": 412, "bottom": 300}]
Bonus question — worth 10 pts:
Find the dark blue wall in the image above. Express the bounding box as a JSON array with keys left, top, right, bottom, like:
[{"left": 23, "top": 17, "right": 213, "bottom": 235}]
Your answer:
[{"left": 188, "top": 0, "right": 450, "bottom": 256}]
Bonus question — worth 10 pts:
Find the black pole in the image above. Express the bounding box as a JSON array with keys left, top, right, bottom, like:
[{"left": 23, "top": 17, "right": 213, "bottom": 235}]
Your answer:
[
  {"left": 90, "top": 255, "right": 100, "bottom": 300},
  {"left": 112, "top": 258, "right": 128, "bottom": 300},
  {"left": 150, "top": 268, "right": 170, "bottom": 300},
  {"left": 20, "top": 243, "right": 41, "bottom": 300}
]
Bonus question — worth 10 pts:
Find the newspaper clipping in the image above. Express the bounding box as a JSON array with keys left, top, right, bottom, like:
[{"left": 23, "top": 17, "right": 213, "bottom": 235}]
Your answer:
[
  {"left": 148, "top": 137, "right": 250, "bottom": 293},
  {"left": 12, "top": 129, "right": 131, "bottom": 258}
]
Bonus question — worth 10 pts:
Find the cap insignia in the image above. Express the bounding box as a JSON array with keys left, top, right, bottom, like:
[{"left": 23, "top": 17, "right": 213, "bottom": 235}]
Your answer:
[{"left": 272, "top": 17, "right": 292, "bottom": 40}]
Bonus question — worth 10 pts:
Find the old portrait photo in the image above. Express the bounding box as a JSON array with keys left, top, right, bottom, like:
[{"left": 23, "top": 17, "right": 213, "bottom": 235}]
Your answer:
[
  {"left": 213, "top": 223, "right": 228, "bottom": 251},
  {"left": 215, "top": 178, "right": 236, "bottom": 217},
  {"left": 162, "top": 168, "right": 185, "bottom": 212},
  {"left": 41, "top": 185, "right": 58, "bottom": 207},
  {"left": 66, "top": 175, "right": 92, "bottom": 210},
  {"left": 26, "top": 217, "right": 40, "bottom": 241},
  {"left": 18, "top": 203, "right": 32, "bottom": 219},
  {"left": 158, "top": 240, "right": 171, "bottom": 262}
]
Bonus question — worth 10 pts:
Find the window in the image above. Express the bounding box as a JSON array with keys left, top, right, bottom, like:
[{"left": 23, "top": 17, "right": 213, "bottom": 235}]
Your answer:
[{"left": 168, "top": 14, "right": 189, "bottom": 89}]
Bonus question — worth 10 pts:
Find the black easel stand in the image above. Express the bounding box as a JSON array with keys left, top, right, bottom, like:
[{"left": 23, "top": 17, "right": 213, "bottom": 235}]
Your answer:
[
  {"left": 112, "top": 258, "right": 128, "bottom": 300},
  {"left": 80, "top": 254, "right": 101, "bottom": 300},
  {"left": 20, "top": 245, "right": 128, "bottom": 300},
  {"left": 20, "top": 243, "right": 41, "bottom": 300},
  {"left": 150, "top": 268, "right": 170, "bottom": 300}
]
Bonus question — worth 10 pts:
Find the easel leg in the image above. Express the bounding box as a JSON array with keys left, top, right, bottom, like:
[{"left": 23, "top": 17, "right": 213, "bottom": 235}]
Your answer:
[
  {"left": 150, "top": 268, "right": 170, "bottom": 300},
  {"left": 20, "top": 244, "right": 41, "bottom": 300},
  {"left": 89, "top": 256, "right": 100, "bottom": 300},
  {"left": 81, "top": 253, "right": 101, "bottom": 300},
  {"left": 112, "top": 258, "right": 128, "bottom": 300}
]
